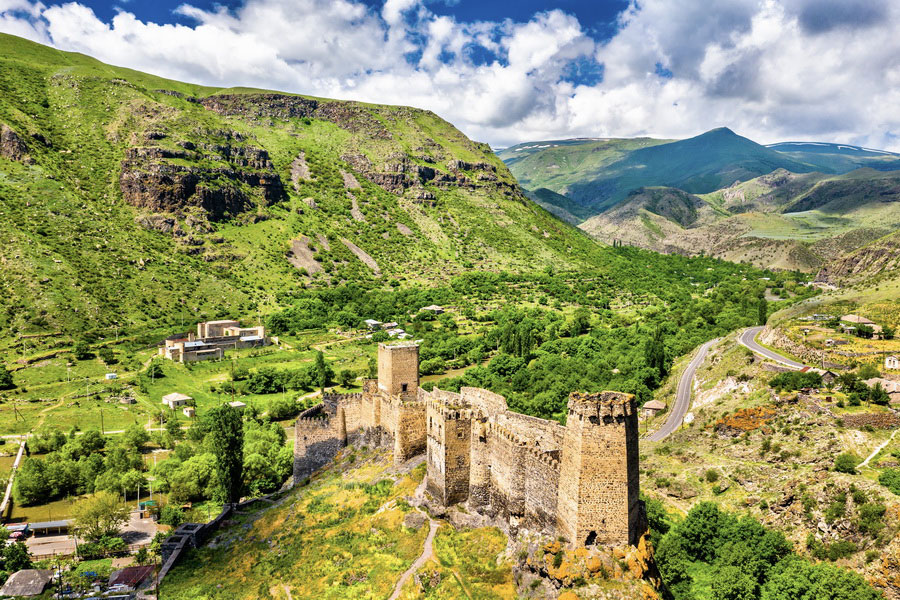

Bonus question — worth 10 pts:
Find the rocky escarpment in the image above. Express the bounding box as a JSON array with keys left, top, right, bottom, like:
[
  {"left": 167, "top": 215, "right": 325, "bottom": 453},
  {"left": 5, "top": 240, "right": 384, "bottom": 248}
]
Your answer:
[
  {"left": 119, "top": 130, "right": 285, "bottom": 220},
  {"left": 200, "top": 93, "right": 393, "bottom": 139},
  {"left": 201, "top": 93, "right": 520, "bottom": 200},
  {"left": 815, "top": 230, "right": 900, "bottom": 284},
  {"left": 0, "top": 123, "right": 31, "bottom": 163}
]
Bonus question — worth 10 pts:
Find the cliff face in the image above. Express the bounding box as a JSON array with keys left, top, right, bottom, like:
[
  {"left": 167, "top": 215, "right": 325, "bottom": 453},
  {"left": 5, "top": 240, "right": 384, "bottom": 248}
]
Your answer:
[
  {"left": 119, "top": 131, "right": 285, "bottom": 220},
  {"left": 815, "top": 231, "right": 900, "bottom": 285}
]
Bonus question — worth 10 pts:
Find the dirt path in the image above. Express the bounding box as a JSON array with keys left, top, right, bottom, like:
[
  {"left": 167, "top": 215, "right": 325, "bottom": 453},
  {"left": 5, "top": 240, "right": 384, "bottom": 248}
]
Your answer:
[
  {"left": 860, "top": 428, "right": 899, "bottom": 468},
  {"left": 388, "top": 513, "right": 438, "bottom": 600}
]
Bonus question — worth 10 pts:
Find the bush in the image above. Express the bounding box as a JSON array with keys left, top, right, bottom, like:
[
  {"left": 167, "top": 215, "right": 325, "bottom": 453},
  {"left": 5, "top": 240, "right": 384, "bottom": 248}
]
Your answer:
[
  {"left": 159, "top": 505, "right": 186, "bottom": 527},
  {"left": 879, "top": 468, "right": 900, "bottom": 495},
  {"left": 705, "top": 469, "right": 720, "bottom": 483},
  {"left": 834, "top": 453, "right": 860, "bottom": 474}
]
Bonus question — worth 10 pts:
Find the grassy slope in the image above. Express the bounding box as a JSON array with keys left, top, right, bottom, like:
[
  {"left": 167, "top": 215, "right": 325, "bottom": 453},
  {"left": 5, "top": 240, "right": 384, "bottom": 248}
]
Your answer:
[
  {"left": 162, "top": 449, "right": 517, "bottom": 600},
  {"left": 0, "top": 33, "right": 610, "bottom": 342}
]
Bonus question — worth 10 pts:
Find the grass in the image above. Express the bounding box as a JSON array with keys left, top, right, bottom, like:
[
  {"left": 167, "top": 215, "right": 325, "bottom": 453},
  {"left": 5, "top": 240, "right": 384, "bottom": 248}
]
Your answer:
[{"left": 162, "top": 448, "right": 435, "bottom": 599}]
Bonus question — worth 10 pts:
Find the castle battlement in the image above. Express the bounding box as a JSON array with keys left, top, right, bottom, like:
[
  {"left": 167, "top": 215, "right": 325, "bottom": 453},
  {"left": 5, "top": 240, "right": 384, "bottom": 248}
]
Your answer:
[{"left": 294, "top": 343, "right": 642, "bottom": 549}]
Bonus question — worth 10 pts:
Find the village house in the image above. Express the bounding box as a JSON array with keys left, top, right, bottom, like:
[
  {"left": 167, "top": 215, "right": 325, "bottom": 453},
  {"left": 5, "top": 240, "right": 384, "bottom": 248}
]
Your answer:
[
  {"left": 162, "top": 392, "right": 192, "bottom": 410},
  {"left": 640, "top": 399, "right": 666, "bottom": 419},
  {"left": 159, "top": 320, "right": 269, "bottom": 363},
  {"left": 886, "top": 356, "right": 899, "bottom": 370},
  {"left": 0, "top": 569, "right": 54, "bottom": 597}
]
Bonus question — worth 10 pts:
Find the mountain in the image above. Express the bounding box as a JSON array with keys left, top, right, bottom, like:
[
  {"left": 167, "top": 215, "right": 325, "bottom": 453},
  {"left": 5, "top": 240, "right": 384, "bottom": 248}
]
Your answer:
[
  {"left": 0, "top": 33, "right": 610, "bottom": 337},
  {"left": 767, "top": 141, "right": 900, "bottom": 174},
  {"left": 579, "top": 168, "right": 900, "bottom": 272},
  {"left": 503, "top": 129, "right": 900, "bottom": 273}
]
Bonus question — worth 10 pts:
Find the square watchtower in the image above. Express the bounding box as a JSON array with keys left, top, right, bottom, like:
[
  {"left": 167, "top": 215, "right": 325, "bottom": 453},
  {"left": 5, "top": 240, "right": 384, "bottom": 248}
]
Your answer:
[
  {"left": 377, "top": 343, "right": 419, "bottom": 397},
  {"left": 556, "top": 391, "right": 640, "bottom": 548}
]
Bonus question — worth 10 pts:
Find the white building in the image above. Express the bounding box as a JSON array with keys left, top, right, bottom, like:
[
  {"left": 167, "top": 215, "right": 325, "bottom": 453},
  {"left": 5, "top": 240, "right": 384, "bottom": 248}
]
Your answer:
[
  {"left": 886, "top": 356, "right": 899, "bottom": 370},
  {"left": 162, "top": 392, "right": 192, "bottom": 410}
]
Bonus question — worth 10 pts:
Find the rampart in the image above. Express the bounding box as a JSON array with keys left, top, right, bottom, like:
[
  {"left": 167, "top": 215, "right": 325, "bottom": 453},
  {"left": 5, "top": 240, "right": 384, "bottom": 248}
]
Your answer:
[{"left": 293, "top": 343, "right": 642, "bottom": 549}]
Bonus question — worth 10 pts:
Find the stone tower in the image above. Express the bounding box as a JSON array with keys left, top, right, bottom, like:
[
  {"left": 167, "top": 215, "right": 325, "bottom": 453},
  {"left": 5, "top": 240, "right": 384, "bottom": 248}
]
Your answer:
[
  {"left": 556, "top": 391, "right": 640, "bottom": 548},
  {"left": 377, "top": 343, "right": 419, "bottom": 396}
]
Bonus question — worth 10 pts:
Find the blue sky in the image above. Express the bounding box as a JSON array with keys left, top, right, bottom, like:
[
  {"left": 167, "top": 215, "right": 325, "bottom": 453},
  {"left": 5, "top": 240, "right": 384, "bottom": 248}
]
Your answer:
[{"left": 1, "top": 0, "right": 898, "bottom": 150}]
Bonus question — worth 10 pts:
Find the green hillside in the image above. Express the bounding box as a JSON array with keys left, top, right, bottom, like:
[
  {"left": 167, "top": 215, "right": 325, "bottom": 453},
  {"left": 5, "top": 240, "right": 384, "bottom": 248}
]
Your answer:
[{"left": 0, "top": 33, "right": 609, "bottom": 339}]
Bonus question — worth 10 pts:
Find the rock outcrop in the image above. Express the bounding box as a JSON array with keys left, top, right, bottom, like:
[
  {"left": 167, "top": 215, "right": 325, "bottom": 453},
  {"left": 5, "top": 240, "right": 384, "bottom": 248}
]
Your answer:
[
  {"left": 119, "top": 133, "right": 284, "bottom": 221},
  {"left": 0, "top": 124, "right": 31, "bottom": 163}
]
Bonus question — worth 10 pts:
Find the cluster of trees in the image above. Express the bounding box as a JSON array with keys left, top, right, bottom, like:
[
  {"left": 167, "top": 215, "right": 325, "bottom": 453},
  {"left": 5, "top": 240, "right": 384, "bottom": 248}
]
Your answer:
[
  {"left": 653, "top": 501, "right": 880, "bottom": 600},
  {"left": 836, "top": 372, "right": 892, "bottom": 406},
  {"left": 152, "top": 404, "right": 290, "bottom": 503},
  {"left": 14, "top": 426, "right": 150, "bottom": 505},
  {"left": 769, "top": 371, "right": 822, "bottom": 392},
  {"left": 0, "top": 528, "right": 32, "bottom": 586},
  {"left": 241, "top": 352, "right": 334, "bottom": 394}
]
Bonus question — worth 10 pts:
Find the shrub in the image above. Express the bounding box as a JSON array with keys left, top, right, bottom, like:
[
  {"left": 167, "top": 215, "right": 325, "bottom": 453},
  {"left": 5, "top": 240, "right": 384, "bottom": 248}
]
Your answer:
[
  {"left": 879, "top": 468, "right": 900, "bottom": 495},
  {"left": 834, "top": 453, "right": 860, "bottom": 474},
  {"left": 705, "top": 469, "right": 720, "bottom": 483}
]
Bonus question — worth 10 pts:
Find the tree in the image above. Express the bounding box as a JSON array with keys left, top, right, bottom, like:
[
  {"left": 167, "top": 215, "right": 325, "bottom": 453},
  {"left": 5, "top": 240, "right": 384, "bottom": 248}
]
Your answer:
[
  {"left": 338, "top": 369, "right": 355, "bottom": 387},
  {"left": 122, "top": 423, "right": 149, "bottom": 452},
  {"left": 72, "top": 340, "right": 92, "bottom": 360},
  {"left": 97, "top": 347, "right": 116, "bottom": 365},
  {"left": 644, "top": 326, "right": 667, "bottom": 380},
  {"left": 834, "top": 453, "right": 860, "bottom": 474},
  {"left": 72, "top": 491, "right": 130, "bottom": 541},
  {"left": 0, "top": 364, "right": 14, "bottom": 390},
  {"left": 313, "top": 351, "right": 333, "bottom": 389},
  {"left": 713, "top": 565, "right": 758, "bottom": 600},
  {"left": 208, "top": 404, "right": 244, "bottom": 504},
  {"left": 870, "top": 383, "right": 890, "bottom": 406},
  {"left": 757, "top": 297, "right": 768, "bottom": 326},
  {"left": 1, "top": 539, "right": 33, "bottom": 573},
  {"left": 134, "top": 547, "right": 149, "bottom": 565}
]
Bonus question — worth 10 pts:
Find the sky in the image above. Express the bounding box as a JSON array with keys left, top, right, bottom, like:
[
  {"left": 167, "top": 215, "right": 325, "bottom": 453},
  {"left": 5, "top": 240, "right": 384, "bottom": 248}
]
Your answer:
[{"left": 1, "top": 0, "right": 899, "bottom": 150}]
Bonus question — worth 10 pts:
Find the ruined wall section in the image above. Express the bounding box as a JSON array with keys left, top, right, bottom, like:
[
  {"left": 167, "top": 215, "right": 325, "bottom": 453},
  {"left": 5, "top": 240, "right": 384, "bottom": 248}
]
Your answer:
[
  {"left": 497, "top": 410, "right": 565, "bottom": 454},
  {"left": 293, "top": 404, "right": 344, "bottom": 482},
  {"left": 394, "top": 399, "right": 426, "bottom": 463},
  {"left": 523, "top": 445, "right": 562, "bottom": 535},
  {"left": 461, "top": 386, "right": 506, "bottom": 416},
  {"left": 487, "top": 423, "right": 527, "bottom": 519},
  {"left": 557, "top": 392, "right": 640, "bottom": 548}
]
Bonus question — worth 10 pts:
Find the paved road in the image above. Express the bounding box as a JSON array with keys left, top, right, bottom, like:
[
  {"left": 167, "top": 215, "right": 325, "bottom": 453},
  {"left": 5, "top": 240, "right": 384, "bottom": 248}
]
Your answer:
[
  {"left": 646, "top": 338, "right": 718, "bottom": 442},
  {"left": 738, "top": 326, "right": 806, "bottom": 369}
]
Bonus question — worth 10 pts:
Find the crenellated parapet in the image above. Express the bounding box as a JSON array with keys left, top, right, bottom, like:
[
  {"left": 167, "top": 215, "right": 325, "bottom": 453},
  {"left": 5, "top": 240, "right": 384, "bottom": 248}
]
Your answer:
[{"left": 566, "top": 391, "right": 635, "bottom": 420}]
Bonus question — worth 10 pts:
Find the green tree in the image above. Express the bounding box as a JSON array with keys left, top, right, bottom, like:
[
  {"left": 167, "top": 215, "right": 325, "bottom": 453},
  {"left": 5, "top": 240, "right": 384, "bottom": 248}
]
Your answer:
[
  {"left": 313, "top": 351, "right": 333, "bottom": 389},
  {"left": 72, "top": 340, "right": 92, "bottom": 360},
  {"left": 758, "top": 297, "right": 767, "bottom": 326},
  {"left": 0, "top": 364, "right": 14, "bottom": 390},
  {"left": 713, "top": 565, "right": 758, "bottom": 600},
  {"left": 644, "top": 326, "right": 667, "bottom": 382},
  {"left": 122, "top": 423, "right": 150, "bottom": 452},
  {"left": 878, "top": 468, "right": 900, "bottom": 495},
  {"left": 97, "top": 347, "right": 116, "bottom": 365},
  {"left": 338, "top": 369, "right": 355, "bottom": 387},
  {"left": 208, "top": 404, "right": 244, "bottom": 504},
  {"left": 72, "top": 491, "right": 130, "bottom": 541},
  {"left": 1, "top": 540, "right": 33, "bottom": 573},
  {"left": 834, "top": 453, "right": 860, "bottom": 474}
]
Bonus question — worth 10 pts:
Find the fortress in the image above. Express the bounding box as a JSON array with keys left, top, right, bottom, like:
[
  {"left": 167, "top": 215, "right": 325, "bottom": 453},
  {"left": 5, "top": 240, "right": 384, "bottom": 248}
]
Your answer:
[{"left": 294, "top": 343, "right": 642, "bottom": 547}]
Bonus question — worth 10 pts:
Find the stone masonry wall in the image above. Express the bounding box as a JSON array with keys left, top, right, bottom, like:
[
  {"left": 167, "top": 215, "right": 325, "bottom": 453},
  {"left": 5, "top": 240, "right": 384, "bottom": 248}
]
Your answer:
[
  {"left": 378, "top": 343, "right": 419, "bottom": 396},
  {"left": 523, "top": 445, "right": 562, "bottom": 535},
  {"left": 394, "top": 401, "right": 426, "bottom": 463},
  {"left": 294, "top": 410, "right": 343, "bottom": 482},
  {"left": 557, "top": 392, "right": 638, "bottom": 548}
]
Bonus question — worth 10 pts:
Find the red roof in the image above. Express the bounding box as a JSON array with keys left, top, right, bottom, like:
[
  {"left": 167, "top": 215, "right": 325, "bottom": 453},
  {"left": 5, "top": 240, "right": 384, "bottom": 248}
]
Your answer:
[{"left": 109, "top": 565, "right": 155, "bottom": 588}]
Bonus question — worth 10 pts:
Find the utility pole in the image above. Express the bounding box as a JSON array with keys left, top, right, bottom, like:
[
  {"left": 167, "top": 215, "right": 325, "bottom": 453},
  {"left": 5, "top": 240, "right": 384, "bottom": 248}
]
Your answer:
[{"left": 100, "top": 408, "right": 104, "bottom": 435}]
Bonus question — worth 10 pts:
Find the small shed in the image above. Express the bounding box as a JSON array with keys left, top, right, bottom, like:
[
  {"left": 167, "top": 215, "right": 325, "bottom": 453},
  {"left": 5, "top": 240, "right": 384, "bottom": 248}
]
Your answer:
[
  {"left": 364, "top": 319, "right": 382, "bottom": 330},
  {"left": 228, "top": 401, "right": 246, "bottom": 411},
  {"left": 641, "top": 400, "right": 666, "bottom": 419},
  {"left": 820, "top": 370, "right": 839, "bottom": 384},
  {"left": 183, "top": 406, "right": 196, "bottom": 418},
  {"left": 30, "top": 520, "right": 71, "bottom": 535},
  {"left": 421, "top": 305, "right": 444, "bottom": 314},
  {"left": 162, "top": 393, "right": 192, "bottom": 409},
  {"left": 108, "top": 565, "right": 155, "bottom": 591},
  {"left": 0, "top": 569, "right": 54, "bottom": 597},
  {"left": 886, "top": 356, "right": 899, "bottom": 370},
  {"left": 105, "top": 373, "right": 118, "bottom": 380},
  {"left": 120, "top": 397, "right": 136, "bottom": 405}
]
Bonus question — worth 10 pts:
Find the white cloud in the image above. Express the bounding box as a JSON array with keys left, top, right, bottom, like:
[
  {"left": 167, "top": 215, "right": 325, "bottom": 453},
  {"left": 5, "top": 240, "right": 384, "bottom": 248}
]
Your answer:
[{"left": 0, "top": 0, "right": 898, "bottom": 150}]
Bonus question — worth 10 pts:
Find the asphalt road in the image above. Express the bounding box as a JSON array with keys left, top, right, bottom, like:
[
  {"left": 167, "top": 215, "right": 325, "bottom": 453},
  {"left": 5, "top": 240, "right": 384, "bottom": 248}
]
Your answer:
[
  {"left": 646, "top": 338, "right": 718, "bottom": 442},
  {"left": 738, "top": 326, "right": 806, "bottom": 369}
]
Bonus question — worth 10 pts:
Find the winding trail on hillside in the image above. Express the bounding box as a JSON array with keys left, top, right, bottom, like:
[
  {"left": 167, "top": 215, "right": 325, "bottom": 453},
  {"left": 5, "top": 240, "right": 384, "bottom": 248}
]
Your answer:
[
  {"left": 388, "top": 513, "right": 439, "bottom": 600},
  {"left": 738, "top": 326, "right": 807, "bottom": 369},
  {"left": 646, "top": 338, "right": 718, "bottom": 442},
  {"left": 859, "top": 429, "right": 899, "bottom": 469}
]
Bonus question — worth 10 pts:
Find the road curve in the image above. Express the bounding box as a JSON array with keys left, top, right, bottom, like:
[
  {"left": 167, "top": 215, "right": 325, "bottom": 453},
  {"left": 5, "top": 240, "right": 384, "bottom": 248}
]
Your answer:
[
  {"left": 646, "top": 338, "right": 718, "bottom": 442},
  {"left": 738, "top": 326, "right": 806, "bottom": 369}
]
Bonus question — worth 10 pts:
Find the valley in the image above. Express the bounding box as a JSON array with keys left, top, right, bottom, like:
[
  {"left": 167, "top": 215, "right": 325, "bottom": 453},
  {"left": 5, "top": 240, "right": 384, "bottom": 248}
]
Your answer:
[{"left": 0, "top": 25, "right": 897, "bottom": 600}]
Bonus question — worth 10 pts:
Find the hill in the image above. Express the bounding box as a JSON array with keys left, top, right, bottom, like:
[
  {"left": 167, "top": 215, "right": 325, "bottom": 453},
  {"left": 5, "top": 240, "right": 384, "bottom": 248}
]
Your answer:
[{"left": 0, "top": 33, "right": 610, "bottom": 338}]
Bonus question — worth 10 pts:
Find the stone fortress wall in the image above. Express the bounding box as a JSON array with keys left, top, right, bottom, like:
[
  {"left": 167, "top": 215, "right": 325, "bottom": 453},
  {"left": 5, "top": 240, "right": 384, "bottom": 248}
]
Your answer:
[{"left": 294, "top": 342, "right": 641, "bottom": 548}]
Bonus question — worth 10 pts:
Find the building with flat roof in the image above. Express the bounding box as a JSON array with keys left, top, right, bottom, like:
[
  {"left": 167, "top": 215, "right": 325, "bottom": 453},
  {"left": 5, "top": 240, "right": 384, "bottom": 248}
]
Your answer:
[
  {"left": 886, "top": 356, "right": 899, "bottom": 370},
  {"left": 160, "top": 320, "right": 269, "bottom": 363}
]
